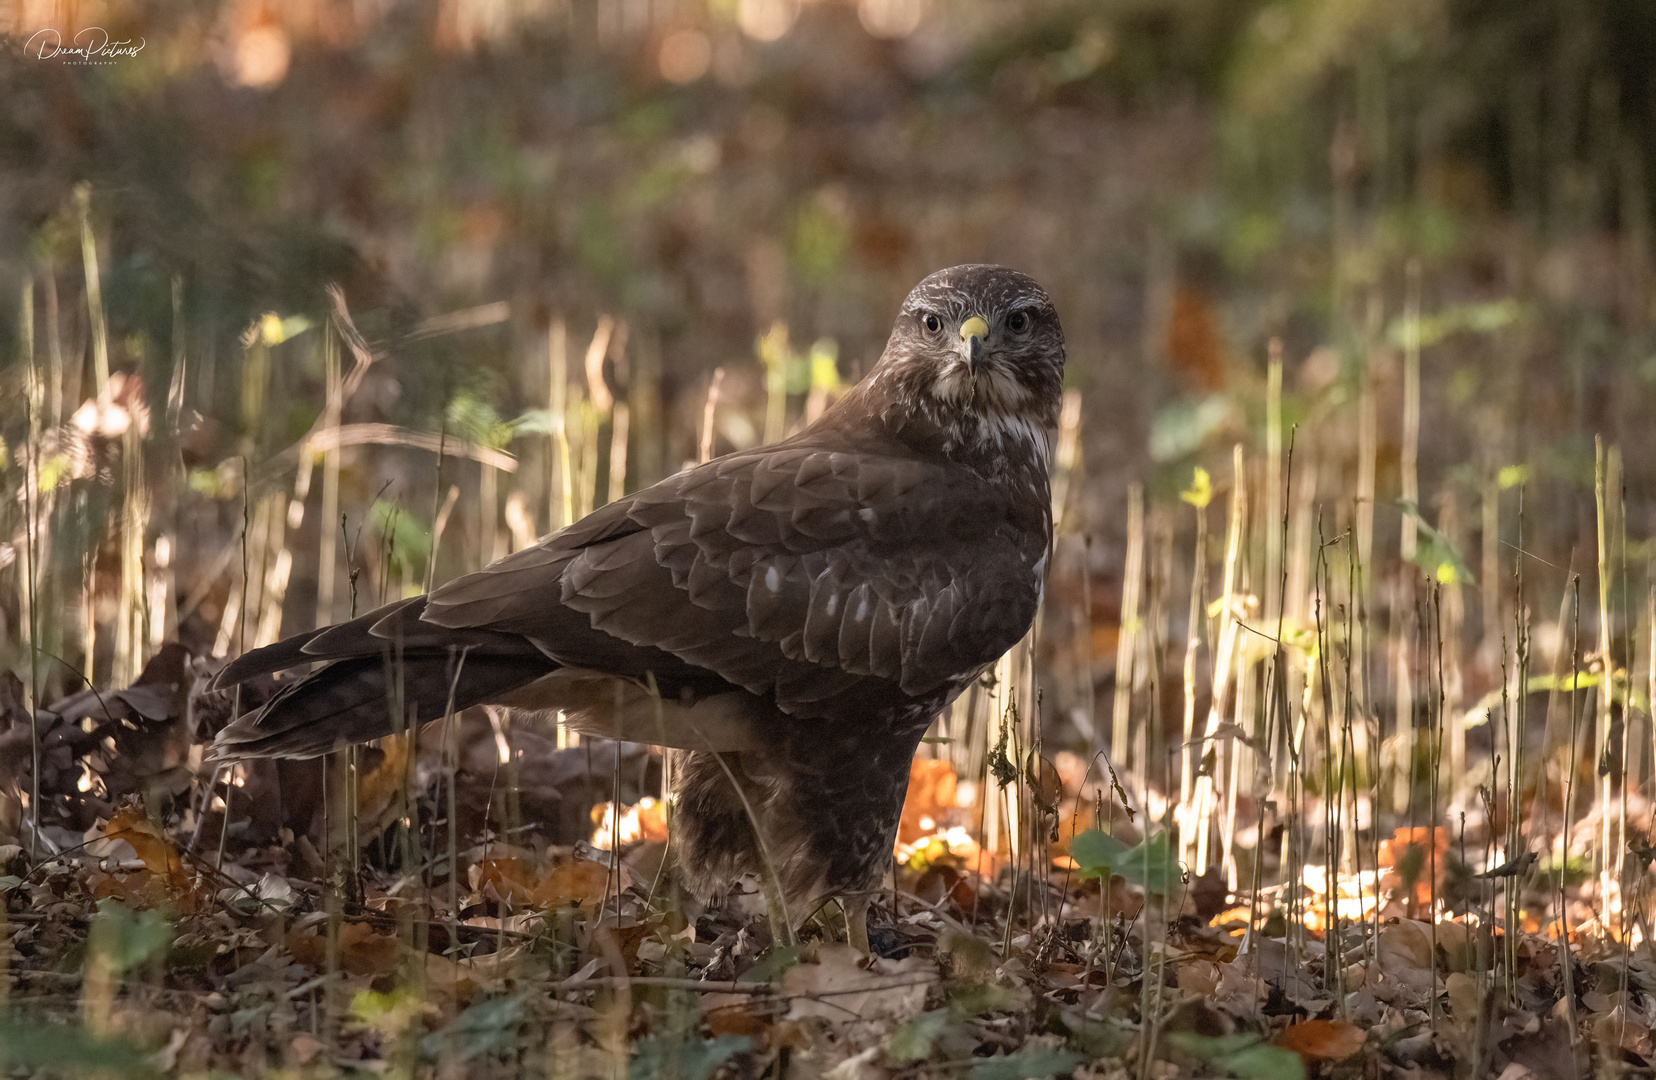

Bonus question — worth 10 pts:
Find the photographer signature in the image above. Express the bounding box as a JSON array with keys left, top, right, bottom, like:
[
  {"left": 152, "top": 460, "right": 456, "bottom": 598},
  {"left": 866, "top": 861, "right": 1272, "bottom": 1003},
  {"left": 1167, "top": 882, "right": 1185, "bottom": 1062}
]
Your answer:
[{"left": 25, "top": 27, "right": 145, "bottom": 63}]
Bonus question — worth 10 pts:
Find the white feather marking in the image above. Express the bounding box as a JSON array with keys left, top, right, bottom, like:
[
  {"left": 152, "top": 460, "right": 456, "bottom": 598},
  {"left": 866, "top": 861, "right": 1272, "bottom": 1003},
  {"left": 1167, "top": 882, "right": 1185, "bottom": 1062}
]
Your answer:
[{"left": 765, "top": 566, "right": 781, "bottom": 593}]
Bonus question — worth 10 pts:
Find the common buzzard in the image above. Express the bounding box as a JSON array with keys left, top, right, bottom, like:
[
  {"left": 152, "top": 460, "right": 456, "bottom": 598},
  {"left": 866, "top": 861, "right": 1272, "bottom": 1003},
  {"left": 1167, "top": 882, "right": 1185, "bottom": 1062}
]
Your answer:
[{"left": 212, "top": 264, "right": 1065, "bottom": 948}]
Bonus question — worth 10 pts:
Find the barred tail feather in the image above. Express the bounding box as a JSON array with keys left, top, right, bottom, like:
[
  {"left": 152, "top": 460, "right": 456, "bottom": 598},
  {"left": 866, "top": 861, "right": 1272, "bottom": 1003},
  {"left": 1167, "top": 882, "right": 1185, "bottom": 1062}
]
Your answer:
[
  {"left": 212, "top": 647, "right": 556, "bottom": 759},
  {"left": 209, "top": 594, "right": 558, "bottom": 759}
]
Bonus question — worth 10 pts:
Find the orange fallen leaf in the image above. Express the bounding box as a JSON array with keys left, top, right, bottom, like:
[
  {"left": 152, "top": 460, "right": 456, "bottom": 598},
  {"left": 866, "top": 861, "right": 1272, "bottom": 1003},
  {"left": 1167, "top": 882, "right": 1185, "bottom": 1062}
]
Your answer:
[
  {"left": 535, "top": 858, "right": 611, "bottom": 907},
  {"left": 705, "top": 1003, "right": 772, "bottom": 1039},
  {"left": 912, "top": 862, "right": 977, "bottom": 916},
  {"left": 472, "top": 856, "right": 541, "bottom": 905},
  {"left": 353, "top": 733, "right": 412, "bottom": 837},
  {"left": 899, "top": 759, "right": 958, "bottom": 844},
  {"left": 1275, "top": 1018, "right": 1366, "bottom": 1062},
  {"left": 287, "top": 920, "right": 402, "bottom": 976},
  {"left": 473, "top": 853, "right": 613, "bottom": 909},
  {"left": 1593, "top": 1004, "right": 1651, "bottom": 1058},
  {"left": 1379, "top": 826, "right": 1449, "bottom": 907},
  {"left": 98, "top": 802, "right": 205, "bottom": 912},
  {"left": 103, "top": 804, "right": 185, "bottom": 883}
]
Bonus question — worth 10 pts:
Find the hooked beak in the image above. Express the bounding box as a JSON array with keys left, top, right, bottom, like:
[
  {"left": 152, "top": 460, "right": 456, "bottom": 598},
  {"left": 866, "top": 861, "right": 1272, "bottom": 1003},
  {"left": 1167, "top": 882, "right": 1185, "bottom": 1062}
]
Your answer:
[{"left": 958, "top": 315, "right": 988, "bottom": 368}]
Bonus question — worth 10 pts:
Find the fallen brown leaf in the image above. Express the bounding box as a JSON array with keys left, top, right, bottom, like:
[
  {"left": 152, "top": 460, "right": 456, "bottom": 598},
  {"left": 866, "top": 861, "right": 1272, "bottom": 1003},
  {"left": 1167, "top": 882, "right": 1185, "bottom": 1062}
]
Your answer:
[
  {"left": 782, "top": 945, "right": 934, "bottom": 1022},
  {"left": 288, "top": 920, "right": 403, "bottom": 976},
  {"left": 1275, "top": 1018, "right": 1366, "bottom": 1062}
]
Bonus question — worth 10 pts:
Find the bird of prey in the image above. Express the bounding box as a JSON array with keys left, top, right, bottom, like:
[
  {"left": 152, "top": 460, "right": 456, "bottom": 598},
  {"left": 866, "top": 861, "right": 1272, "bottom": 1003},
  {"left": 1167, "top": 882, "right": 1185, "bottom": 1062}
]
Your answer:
[{"left": 212, "top": 264, "right": 1065, "bottom": 948}]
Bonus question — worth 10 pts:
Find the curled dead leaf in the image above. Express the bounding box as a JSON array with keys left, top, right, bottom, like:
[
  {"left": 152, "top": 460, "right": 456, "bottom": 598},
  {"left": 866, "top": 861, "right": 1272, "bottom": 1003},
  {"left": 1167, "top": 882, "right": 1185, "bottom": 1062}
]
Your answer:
[
  {"left": 1274, "top": 1018, "right": 1366, "bottom": 1062},
  {"left": 103, "top": 804, "right": 184, "bottom": 882},
  {"left": 95, "top": 801, "right": 205, "bottom": 912}
]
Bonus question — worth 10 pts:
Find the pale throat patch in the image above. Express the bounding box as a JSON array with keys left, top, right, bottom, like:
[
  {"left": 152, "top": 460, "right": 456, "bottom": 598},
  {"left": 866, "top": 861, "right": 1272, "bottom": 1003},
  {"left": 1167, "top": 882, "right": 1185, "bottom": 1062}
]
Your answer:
[
  {"left": 927, "top": 357, "right": 1033, "bottom": 413},
  {"left": 926, "top": 359, "right": 1054, "bottom": 469}
]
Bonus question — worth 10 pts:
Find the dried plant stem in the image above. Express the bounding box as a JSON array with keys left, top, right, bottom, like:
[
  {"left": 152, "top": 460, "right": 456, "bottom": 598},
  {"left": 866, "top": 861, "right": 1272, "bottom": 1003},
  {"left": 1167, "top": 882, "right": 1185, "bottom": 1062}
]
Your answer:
[
  {"left": 1440, "top": 491, "right": 1467, "bottom": 800},
  {"left": 760, "top": 321, "right": 788, "bottom": 446},
  {"left": 1482, "top": 477, "right": 1501, "bottom": 656},
  {"left": 1264, "top": 340, "right": 1283, "bottom": 622},
  {"left": 1560, "top": 576, "right": 1583, "bottom": 1042},
  {"left": 1392, "top": 267, "right": 1423, "bottom": 824},
  {"left": 578, "top": 388, "right": 601, "bottom": 520},
  {"left": 699, "top": 368, "right": 725, "bottom": 466},
  {"left": 1050, "top": 390, "right": 1084, "bottom": 536},
  {"left": 316, "top": 328, "right": 343, "bottom": 626},
  {"left": 608, "top": 401, "right": 631, "bottom": 505},
  {"left": 1112, "top": 484, "right": 1144, "bottom": 774},
  {"left": 549, "top": 318, "right": 573, "bottom": 530},
  {"left": 1181, "top": 486, "right": 1209, "bottom": 866},
  {"left": 1313, "top": 515, "right": 1342, "bottom": 1006},
  {"left": 1400, "top": 259, "right": 1421, "bottom": 564},
  {"left": 1429, "top": 586, "right": 1446, "bottom": 1032},
  {"left": 479, "top": 458, "right": 500, "bottom": 569},
  {"left": 1193, "top": 446, "right": 1246, "bottom": 870},
  {"left": 20, "top": 278, "right": 42, "bottom": 862},
  {"left": 113, "top": 420, "right": 149, "bottom": 684},
  {"left": 1593, "top": 437, "right": 1617, "bottom": 925},
  {"left": 1496, "top": 492, "right": 1522, "bottom": 1008},
  {"left": 76, "top": 184, "right": 109, "bottom": 394}
]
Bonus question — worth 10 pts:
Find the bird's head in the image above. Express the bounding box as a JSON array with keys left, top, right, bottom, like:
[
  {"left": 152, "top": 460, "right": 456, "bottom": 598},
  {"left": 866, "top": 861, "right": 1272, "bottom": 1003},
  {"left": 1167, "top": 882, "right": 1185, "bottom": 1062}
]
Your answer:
[{"left": 868, "top": 264, "right": 1065, "bottom": 472}]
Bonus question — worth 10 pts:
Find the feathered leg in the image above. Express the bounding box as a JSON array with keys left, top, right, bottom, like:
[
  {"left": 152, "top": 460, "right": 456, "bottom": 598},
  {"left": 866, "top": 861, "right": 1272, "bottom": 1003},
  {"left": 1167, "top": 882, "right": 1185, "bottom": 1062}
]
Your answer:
[{"left": 674, "top": 720, "right": 925, "bottom": 952}]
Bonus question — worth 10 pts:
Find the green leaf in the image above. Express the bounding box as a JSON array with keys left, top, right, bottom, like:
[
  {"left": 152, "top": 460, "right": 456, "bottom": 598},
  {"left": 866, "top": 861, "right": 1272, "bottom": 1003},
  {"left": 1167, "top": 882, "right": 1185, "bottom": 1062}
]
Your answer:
[
  {"left": 1526, "top": 671, "right": 1601, "bottom": 692},
  {"left": 420, "top": 996, "right": 524, "bottom": 1062},
  {"left": 1070, "top": 829, "right": 1180, "bottom": 895},
  {"left": 947, "top": 980, "right": 1017, "bottom": 1017},
  {"left": 0, "top": 1022, "right": 154, "bottom": 1075},
  {"left": 808, "top": 340, "right": 841, "bottom": 392},
  {"left": 888, "top": 1009, "right": 953, "bottom": 1064},
  {"left": 791, "top": 197, "right": 849, "bottom": 285},
  {"left": 446, "top": 392, "right": 512, "bottom": 449},
  {"left": 351, "top": 986, "right": 426, "bottom": 1037},
  {"left": 90, "top": 899, "right": 172, "bottom": 974},
  {"left": 1069, "top": 828, "right": 1130, "bottom": 876},
  {"left": 969, "top": 1044, "right": 1086, "bottom": 1080},
  {"left": 1150, "top": 396, "right": 1236, "bottom": 462},
  {"left": 1167, "top": 1032, "right": 1306, "bottom": 1080},
  {"left": 1124, "top": 832, "right": 1179, "bottom": 894},
  {"left": 509, "top": 408, "right": 558, "bottom": 436},
  {"left": 370, "top": 499, "right": 432, "bottom": 582},
  {"left": 1386, "top": 298, "right": 1523, "bottom": 349},
  {"left": 628, "top": 1035, "right": 750, "bottom": 1080},
  {"left": 740, "top": 944, "right": 800, "bottom": 983},
  {"left": 1058, "top": 1008, "right": 1131, "bottom": 1058},
  {"left": 1398, "top": 500, "right": 1475, "bottom": 585},
  {"left": 256, "top": 312, "right": 313, "bottom": 346}
]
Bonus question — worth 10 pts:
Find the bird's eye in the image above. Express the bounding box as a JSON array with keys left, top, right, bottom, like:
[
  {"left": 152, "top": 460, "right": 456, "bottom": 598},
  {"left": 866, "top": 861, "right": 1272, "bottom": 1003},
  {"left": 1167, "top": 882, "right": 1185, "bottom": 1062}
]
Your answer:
[
  {"left": 922, "top": 313, "right": 942, "bottom": 334},
  {"left": 1006, "top": 310, "right": 1030, "bottom": 333}
]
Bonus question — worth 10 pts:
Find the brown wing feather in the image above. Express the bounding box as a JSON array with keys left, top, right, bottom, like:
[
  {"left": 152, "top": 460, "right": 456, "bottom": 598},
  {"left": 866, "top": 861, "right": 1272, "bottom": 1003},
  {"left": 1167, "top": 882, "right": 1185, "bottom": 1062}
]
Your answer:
[{"left": 423, "top": 436, "right": 1046, "bottom": 718}]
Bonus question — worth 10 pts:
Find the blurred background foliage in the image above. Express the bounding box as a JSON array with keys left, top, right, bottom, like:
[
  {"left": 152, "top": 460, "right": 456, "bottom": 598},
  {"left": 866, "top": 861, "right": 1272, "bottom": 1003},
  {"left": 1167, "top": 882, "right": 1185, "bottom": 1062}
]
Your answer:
[{"left": 2, "top": 0, "right": 1655, "bottom": 693}]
